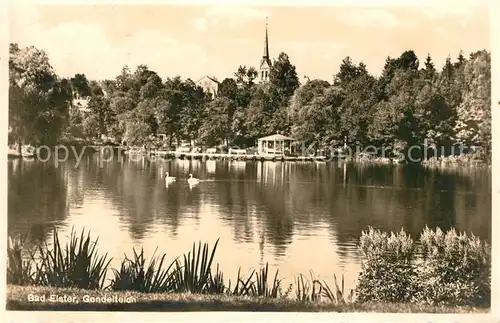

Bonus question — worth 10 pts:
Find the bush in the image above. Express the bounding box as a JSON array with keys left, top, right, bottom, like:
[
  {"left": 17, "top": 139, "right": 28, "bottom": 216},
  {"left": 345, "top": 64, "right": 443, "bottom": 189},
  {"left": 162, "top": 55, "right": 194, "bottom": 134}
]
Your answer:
[
  {"left": 355, "top": 226, "right": 491, "bottom": 307},
  {"left": 355, "top": 227, "right": 418, "bottom": 303},
  {"left": 416, "top": 226, "right": 491, "bottom": 306}
]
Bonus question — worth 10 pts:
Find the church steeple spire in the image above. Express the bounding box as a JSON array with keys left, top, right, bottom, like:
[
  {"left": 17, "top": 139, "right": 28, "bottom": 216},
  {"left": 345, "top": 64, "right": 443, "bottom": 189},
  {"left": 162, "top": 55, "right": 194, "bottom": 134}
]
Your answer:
[
  {"left": 263, "top": 17, "right": 269, "bottom": 59},
  {"left": 259, "top": 17, "right": 272, "bottom": 83}
]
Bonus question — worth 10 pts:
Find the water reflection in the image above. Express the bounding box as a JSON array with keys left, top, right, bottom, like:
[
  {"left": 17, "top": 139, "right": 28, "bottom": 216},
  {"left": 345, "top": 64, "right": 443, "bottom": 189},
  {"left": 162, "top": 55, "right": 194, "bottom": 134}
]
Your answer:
[
  {"left": 8, "top": 159, "right": 69, "bottom": 246},
  {"left": 7, "top": 157, "right": 491, "bottom": 289}
]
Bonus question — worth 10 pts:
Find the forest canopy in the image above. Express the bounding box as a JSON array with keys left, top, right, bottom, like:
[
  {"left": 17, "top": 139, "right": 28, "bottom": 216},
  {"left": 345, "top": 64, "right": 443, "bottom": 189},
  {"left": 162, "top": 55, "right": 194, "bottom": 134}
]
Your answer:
[{"left": 8, "top": 43, "right": 491, "bottom": 160}]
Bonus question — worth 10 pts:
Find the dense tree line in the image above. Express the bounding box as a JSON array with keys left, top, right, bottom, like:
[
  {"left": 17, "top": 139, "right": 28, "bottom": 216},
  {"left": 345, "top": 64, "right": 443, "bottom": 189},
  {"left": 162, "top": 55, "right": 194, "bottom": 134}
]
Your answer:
[{"left": 8, "top": 43, "right": 491, "bottom": 160}]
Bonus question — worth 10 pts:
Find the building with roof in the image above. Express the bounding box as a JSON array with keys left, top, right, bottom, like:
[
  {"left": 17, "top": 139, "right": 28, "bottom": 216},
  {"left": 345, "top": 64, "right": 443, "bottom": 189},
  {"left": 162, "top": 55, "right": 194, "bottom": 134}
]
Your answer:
[
  {"left": 195, "top": 75, "right": 219, "bottom": 97},
  {"left": 196, "top": 17, "right": 272, "bottom": 93},
  {"left": 257, "top": 133, "right": 297, "bottom": 157},
  {"left": 259, "top": 17, "right": 272, "bottom": 84}
]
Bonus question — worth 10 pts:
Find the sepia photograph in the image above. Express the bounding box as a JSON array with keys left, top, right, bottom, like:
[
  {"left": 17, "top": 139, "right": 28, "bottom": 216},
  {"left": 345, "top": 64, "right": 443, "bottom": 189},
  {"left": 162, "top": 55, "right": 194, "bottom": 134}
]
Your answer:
[{"left": 4, "top": 0, "right": 496, "bottom": 319}]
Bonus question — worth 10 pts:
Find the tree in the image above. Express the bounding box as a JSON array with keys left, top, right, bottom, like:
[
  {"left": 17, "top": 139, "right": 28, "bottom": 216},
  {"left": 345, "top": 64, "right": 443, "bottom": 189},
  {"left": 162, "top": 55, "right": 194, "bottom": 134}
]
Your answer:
[
  {"left": 368, "top": 69, "right": 418, "bottom": 151},
  {"left": 334, "top": 56, "right": 360, "bottom": 86},
  {"left": 199, "top": 97, "right": 236, "bottom": 146},
  {"left": 234, "top": 65, "right": 258, "bottom": 87},
  {"left": 218, "top": 78, "right": 238, "bottom": 101},
  {"left": 178, "top": 79, "right": 207, "bottom": 143},
  {"left": 9, "top": 44, "right": 72, "bottom": 150},
  {"left": 70, "top": 73, "right": 92, "bottom": 98},
  {"left": 86, "top": 95, "right": 113, "bottom": 139},
  {"left": 333, "top": 60, "right": 378, "bottom": 145},
  {"left": 288, "top": 79, "right": 343, "bottom": 146},
  {"left": 270, "top": 52, "right": 300, "bottom": 99},
  {"left": 455, "top": 50, "right": 466, "bottom": 69},
  {"left": 152, "top": 77, "right": 185, "bottom": 145},
  {"left": 442, "top": 56, "right": 454, "bottom": 80},
  {"left": 140, "top": 73, "right": 163, "bottom": 100},
  {"left": 454, "top": 50, "right": 491, "bottom": 150},
  {"left": 12, "top": 43, "right": 491, "bottom": 162},
  {"left": 413, "top": 82, "right": 455, "bottom": 150},
  {"left": 423, "top": 53, "right": 436, "bottom": 79}
]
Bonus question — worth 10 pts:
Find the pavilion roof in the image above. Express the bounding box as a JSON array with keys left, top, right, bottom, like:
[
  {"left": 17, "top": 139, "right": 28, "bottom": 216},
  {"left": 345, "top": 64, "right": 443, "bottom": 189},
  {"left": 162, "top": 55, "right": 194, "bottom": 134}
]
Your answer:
[{"left": 258, "top": 134, "right": 296, "bottom": 141}]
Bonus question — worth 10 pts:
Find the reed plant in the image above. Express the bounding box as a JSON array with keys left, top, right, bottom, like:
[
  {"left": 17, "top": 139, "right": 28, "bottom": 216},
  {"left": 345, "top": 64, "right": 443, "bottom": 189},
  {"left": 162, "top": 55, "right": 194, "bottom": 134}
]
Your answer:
[
  {"left": 170, "top": 239, "right": 220, "bottom": 294},
  {"left": 207, "top": 263, "right": 225, "bottom": 294},
  {"left": 225, "top": 263, "right": 282, "bottom": 298},
  {"left": 249, "top": 263, "right": 282, "bottom": 297},
  {"left": 226, "top": 267, "right": 255, "bottom": 296},
  {"left": 294, "top": 271, "right": 321, "bottom": 302},
  {"left": 7, "top": 234, "right": 34, "bottom": 285},
  {"left": 110, "top": 248, "right": 177, "bottom": 293},
  {"left": 32, "top": 228, "right": 111, "bottom": 289},
  {"left": 317, "top": 274, "right": 354, "bottom": 304},
  {"left": 6, "top": 226, "right": 491, "bottom": 308},
  {"left": 292, "top": 271, "right": 354, "bottom": 304}
]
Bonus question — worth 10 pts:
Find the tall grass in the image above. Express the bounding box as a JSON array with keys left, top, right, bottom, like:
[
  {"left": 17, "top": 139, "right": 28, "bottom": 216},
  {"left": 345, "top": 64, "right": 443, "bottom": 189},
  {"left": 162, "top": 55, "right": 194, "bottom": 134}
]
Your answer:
[
  {"left": 7, "top": 228, "right": 111, "bottom": 289},
  {"left": 110, "top": 248, "right": 177, "bottom": 293},
  {"left": 34, "top": 228, "right": 112, "bottom": 289},
  {"left": 171, "top": 239, "right": 220, "bottom": 293},
  {"left": 7, "top": 234, "right": 34, "bottom": 285},
  {"left": 318, "top": 274, "right": 355, "bottom": 304},
  {"left": 293, "top": 271, "right": 354, "bottom": 304},
  {"left": 7, "top": 226, "right": 491, "bottom": 307},
  {"left": 295, "top": 271, "right": 321, "bottom": 302}
]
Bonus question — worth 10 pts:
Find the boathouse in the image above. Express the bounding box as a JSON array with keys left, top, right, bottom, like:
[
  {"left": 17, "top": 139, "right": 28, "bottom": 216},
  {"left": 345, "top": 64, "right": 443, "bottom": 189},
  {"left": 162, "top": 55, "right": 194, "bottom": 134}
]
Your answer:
[{"left": 257, "top": 134, "right": 297, "bottom": 157}]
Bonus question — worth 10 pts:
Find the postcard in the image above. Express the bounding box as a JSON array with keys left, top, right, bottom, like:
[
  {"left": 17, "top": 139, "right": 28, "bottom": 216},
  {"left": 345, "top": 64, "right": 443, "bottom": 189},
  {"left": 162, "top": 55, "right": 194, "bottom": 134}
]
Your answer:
[{"left": 3, "top": 1, "right": 497, "bottom": 322}]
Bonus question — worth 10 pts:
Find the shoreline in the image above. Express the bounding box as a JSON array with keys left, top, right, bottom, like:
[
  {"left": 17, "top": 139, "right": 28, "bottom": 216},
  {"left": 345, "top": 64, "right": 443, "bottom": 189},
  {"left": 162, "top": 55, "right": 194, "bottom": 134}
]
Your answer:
[
  {"left": 6, "top": 285, "right": 489, "bottom": 313},
  {"left": 6, "top": 151, "right": 491, "bottom": 168}
]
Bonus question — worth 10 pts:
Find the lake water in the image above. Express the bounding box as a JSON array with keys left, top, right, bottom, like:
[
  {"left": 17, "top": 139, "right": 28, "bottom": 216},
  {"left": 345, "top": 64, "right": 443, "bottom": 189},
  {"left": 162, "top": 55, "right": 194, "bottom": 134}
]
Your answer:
[{"left": 7, "top": 155, "right": 491, "bottom": 291}]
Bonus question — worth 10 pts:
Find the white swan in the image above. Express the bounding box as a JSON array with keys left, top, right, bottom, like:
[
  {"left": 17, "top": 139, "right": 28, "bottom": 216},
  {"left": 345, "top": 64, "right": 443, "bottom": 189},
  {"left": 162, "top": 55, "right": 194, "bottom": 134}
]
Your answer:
[
  {"left": 164, "top": 172, "right": 176, "bottom": 183},
  {"left": 187, "top": 173, "right": 200, "bottom": 185}
]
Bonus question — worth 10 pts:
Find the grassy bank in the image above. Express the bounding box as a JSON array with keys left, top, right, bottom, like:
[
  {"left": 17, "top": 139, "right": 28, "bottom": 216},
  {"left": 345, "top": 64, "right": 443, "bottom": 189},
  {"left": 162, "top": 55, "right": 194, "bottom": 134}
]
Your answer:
[
  {"left": 7, "top": 226, "right": 491, "bottom": 312},
  {"left": 6, "top": 285, "right": 488, "bottom": 312}
]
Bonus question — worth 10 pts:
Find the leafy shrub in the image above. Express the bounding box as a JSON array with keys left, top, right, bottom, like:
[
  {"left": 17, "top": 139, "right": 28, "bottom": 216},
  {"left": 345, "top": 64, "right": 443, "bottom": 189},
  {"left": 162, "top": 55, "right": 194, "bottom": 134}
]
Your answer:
[
  {"left": 416, "top": 226, "right": 491, "bottom": 306},
  {"left": 355, "top": 227, "right": 418, "bottom": 303},
  {"left": 7, "top": 226, "right": 491, "bottom": 308}
]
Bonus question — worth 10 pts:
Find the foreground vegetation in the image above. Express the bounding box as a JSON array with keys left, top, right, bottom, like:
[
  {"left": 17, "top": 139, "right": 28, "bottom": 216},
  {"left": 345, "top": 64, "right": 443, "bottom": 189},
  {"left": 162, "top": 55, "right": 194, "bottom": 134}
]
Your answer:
[
  {"left": 7, "top": 226, "right": 491, "bottom": 311},
  {"left": 9, "top": 43, "right": 491, "bottom": 163},
  {"left": 7, "top": 285, "right": 488, "bottom": 312}
]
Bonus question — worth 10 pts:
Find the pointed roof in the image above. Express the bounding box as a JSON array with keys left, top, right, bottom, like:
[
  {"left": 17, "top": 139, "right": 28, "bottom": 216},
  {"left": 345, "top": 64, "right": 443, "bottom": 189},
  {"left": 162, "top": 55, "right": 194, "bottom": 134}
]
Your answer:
[
  {"left": 195, "top": 75, "right": 219, "bottom": 84},
  {"left": 258, "top": 134, "right": 296, "bottom": 141},
  {"left": 260, "top": 17, "right": 272, "bottom": 69},
  {"left": 263, "top": 17, "right": 269, "bottom": 59}
]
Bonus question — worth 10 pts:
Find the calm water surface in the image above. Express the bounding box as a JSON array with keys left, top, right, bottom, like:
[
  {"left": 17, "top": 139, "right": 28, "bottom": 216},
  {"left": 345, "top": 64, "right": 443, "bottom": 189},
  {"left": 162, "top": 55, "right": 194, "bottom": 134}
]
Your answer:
[{"left": 8, "top": 156, "right": 491, "bottom": 290}]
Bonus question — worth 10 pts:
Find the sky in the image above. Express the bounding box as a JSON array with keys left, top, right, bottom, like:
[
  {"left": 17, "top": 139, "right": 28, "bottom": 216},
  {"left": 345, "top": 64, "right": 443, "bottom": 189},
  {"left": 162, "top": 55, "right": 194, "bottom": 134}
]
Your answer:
[{"left": 9, "top": 4, "right": 490, "bottom": 82}]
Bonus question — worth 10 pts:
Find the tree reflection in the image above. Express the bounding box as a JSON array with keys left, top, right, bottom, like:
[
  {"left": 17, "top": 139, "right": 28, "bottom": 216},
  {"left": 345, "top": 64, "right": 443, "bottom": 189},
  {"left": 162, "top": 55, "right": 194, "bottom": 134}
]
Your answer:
[
  {"left": 8, "top": 159, "right": 69, "bottom": 246},
  {"left": 8, "top": 157, "right": 491, "bottom": 271}
]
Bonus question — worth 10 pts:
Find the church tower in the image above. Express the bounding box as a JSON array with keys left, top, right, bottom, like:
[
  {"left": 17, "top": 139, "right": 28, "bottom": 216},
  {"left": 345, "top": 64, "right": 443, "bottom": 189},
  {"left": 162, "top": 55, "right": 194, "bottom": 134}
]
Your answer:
[{"left": 259, "top": 17, "right": 272, "bottom": 83}]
